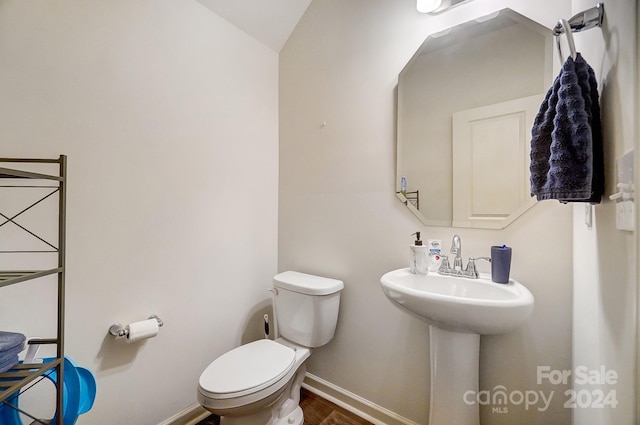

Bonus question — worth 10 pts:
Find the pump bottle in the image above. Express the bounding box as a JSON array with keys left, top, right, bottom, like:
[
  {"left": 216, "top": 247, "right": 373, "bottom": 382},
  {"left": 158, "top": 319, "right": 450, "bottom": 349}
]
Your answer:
[{"left": 410, "top": 232, "right": 429, "bottom": 275}]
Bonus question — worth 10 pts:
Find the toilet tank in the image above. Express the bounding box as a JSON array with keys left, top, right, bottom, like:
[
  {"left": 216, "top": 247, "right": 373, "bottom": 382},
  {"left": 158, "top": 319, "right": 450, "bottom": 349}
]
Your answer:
[{"left": 273, "top": 271, "right": 344, "bottom": 348}]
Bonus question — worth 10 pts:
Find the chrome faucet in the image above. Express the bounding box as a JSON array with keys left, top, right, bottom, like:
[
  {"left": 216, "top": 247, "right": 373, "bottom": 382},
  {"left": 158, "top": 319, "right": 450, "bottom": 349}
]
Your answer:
[
  {"left": 437, "top": 235, "right": 491, "bottom": 279},
  {"left": 450, "top": 234, "right": 463, "bottom": 271}
]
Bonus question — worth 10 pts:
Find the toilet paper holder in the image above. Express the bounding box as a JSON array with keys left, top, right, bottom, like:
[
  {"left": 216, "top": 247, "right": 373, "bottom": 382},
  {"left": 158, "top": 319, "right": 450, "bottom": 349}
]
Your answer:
[{"left": 109, "top": 314, "right": 164, "bottom": 338}]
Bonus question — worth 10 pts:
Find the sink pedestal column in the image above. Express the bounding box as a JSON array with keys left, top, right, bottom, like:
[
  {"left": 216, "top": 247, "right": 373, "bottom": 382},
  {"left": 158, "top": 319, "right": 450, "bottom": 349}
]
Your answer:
[{"left": 428, "top": 325, "right": 480, "bottom": 425}]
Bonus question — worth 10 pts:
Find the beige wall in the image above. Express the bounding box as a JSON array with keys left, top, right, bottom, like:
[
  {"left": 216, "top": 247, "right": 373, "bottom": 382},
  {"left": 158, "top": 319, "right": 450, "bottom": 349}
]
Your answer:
[
  {"left": 571, "top": 0, "right": 637, "bottom": 424},
  {"left": 0, "top": 1, "right": 279, "bottom": 423},
  {"left": 280, "top": 0, "right": 579, "bottom": 423}
]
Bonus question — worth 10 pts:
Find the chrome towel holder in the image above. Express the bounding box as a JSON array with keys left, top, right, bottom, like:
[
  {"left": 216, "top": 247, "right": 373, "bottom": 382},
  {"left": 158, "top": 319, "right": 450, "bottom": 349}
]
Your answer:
[
  {"left": 552, "top": 3, "right": 604, "bottom": 36},
  {"left": 553, "top": 3, "right": 604, "bottom": 62}
]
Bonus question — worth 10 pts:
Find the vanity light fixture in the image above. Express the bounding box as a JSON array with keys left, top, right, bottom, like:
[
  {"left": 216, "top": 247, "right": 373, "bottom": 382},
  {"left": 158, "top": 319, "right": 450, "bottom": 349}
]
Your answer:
[{"left": 417, "top": 0, "right": 466, "bottom": 14}]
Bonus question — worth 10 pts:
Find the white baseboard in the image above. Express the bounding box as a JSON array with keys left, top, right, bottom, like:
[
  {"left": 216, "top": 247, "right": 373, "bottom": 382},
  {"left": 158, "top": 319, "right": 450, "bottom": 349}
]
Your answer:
[
  {"left": 159, "top": 373, "right": 419, "bottom": 425},
  {"left": 157, "top": 403, "right": 211, "bottom": 425},
  {"left": 302, "top": 373, "right": 420, "bottom": 425}
]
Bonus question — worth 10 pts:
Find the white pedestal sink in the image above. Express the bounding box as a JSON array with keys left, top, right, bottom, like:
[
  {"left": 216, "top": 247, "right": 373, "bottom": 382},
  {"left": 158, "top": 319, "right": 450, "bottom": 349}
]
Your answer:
[{"left": 380, "top": 268, "right": 534, "bottom": 425}]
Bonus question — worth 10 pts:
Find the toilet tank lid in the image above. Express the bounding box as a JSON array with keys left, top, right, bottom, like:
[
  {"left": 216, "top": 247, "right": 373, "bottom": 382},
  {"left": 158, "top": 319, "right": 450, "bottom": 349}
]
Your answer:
[{"left": 273, "top": 271, "right": 344, "bottom": 295}]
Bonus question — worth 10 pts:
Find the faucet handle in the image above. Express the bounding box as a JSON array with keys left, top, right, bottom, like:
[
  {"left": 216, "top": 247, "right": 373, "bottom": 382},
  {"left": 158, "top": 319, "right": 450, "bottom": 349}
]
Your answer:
[
  {"left": 471, "top": 256, "right": 491, "bottom": 263},
  {"left": 464, "top": 257, "right": 478, "bottom": 278},
  {"left": 464, "top": 256, "right": 491, "bottom": 278},
  {"left": 438, "top": 255, "right": 451, "bottom": 273}
]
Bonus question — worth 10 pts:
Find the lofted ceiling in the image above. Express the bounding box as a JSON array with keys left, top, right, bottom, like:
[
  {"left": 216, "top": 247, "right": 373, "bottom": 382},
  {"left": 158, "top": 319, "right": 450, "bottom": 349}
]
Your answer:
[{"left": 196, "top": 0, "right": 312, "bottom": 52}]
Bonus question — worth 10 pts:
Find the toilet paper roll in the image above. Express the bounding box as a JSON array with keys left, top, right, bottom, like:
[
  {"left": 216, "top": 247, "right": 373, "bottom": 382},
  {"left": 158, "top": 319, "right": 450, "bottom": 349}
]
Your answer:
[{"left": 126, "top": 319, "right": 159, "bottom": 343}]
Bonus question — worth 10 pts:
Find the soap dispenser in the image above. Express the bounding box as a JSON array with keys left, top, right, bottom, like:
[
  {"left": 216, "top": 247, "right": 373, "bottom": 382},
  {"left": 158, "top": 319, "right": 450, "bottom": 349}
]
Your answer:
[{"left": 410, "top": 232, "right": 429, "bottom": 275}]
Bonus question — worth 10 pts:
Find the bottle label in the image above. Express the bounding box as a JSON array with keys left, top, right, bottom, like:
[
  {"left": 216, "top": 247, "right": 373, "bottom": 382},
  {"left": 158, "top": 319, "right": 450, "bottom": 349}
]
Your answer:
[
  {"left": 427, "top": 240, "right": 442, "bottom": 272},
  {"left": 428, "top": 239, "right": 442, "bottom": 256}
]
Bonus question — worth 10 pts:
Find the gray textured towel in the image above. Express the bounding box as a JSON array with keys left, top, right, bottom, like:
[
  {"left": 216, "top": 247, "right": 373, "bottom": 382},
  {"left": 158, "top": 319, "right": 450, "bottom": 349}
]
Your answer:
[
  {"left": 530, "top": 53, "right": 604, "bottom": 203},
  {"left": 0, "top": 333, "right": 26, "bottom": 374},
  {"left": 0, "top": 342, "right": 25, "bottom": 360},
  {"left": 0, "top": 340, "right": 26, "bottom": 373},
  {"left": 0, "top": 331, "right": 25, "bottom": 353},
  {"left": 0, "top": 354, "right": 19, "bottom": 373}
]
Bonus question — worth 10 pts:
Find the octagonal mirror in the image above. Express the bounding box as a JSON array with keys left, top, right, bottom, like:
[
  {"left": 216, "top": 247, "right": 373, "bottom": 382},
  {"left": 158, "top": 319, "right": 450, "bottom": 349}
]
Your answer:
[{"left": 396, "top": 9, "right": 553, "bottom": 228}]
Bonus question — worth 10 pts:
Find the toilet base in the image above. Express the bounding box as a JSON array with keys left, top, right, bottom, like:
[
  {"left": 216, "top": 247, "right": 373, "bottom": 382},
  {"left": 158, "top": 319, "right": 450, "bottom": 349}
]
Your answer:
[
  {"left": 218, "top": 354, "right": 308, "bottom": 425},
  {"left": 273, "top": 406, "right": 303, "bottom": 425},
  {"left": 220, "top": 409, "right": 273, "bottom": 425},
  {"left": 219, "top": 401, "right": 303, "bottom": 425}
]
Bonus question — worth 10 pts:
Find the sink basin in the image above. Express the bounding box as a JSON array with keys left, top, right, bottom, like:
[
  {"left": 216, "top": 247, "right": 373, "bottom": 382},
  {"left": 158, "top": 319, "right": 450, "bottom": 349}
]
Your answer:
[{"left": 380, "top": 268, "right": 534, "bottom": 334}]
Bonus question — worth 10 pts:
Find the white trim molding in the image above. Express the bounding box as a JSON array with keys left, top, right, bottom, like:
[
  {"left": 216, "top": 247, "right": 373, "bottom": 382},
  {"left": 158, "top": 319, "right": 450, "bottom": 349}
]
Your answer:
[
  {"left": 302, "top": 373, "right": 420, "bottom": 425},
  {"left": 157, "top": 403, "right": 210, "bottom": 425}
]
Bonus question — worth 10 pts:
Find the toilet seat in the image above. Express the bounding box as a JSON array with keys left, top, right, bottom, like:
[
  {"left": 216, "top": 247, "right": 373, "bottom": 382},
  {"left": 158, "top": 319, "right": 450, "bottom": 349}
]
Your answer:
[{"left": 198, "top": 339, "right": 296, "bottom": 401}]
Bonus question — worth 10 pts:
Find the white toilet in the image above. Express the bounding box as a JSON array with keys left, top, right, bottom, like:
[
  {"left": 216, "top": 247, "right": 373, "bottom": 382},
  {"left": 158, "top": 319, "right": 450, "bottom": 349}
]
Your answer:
[{"left": 197, "top": 271, "right": 344, "bottom": 425}]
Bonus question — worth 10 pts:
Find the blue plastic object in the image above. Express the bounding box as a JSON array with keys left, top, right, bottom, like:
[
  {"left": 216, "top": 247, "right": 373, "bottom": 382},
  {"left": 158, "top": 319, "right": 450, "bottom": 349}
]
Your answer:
[{"left": 0, "top": 356, "right": 96, "bottom": 425}]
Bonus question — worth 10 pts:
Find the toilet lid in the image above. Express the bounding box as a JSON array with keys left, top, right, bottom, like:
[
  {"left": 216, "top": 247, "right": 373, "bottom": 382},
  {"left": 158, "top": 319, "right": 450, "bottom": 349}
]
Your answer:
[
  {"left": 199, "top": 339, "right": 296, "bottom": 396},
  {"left": 273, "top": 271, "right": 344, "bottom": 295}
]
